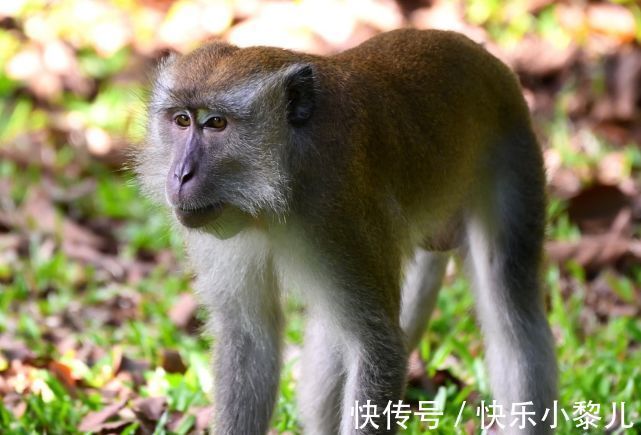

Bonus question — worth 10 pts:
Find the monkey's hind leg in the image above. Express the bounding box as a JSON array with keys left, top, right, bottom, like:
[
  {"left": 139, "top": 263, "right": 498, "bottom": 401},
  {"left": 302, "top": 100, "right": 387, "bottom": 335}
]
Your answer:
[
  {"left": 464, "top": 159, "right": 557, "bottom": 434},
  {"left": 400, "top": 249, "right": 448, "bottom": 351}
]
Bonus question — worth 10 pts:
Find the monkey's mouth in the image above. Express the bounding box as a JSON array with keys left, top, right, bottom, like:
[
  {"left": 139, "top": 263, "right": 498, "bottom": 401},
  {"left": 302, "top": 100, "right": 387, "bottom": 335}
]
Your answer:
[{"left": 174, "top": 202, "right": 226, "bottom": 228}]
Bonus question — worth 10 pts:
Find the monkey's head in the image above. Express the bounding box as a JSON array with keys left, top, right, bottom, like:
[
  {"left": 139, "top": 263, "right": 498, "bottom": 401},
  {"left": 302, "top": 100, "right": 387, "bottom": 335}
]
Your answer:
[{"left": 136, "top": 42, "right": 315, "bottom": 238}]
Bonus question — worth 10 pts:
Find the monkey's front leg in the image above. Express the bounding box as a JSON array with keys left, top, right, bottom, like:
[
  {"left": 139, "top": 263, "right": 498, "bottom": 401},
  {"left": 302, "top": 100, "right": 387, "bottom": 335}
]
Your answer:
[
  {"left": 298, "top": 313, "right": 346, "bottom": 435},
  {"left": 194, "top": 235, "right": 283, "bottom": 435},
  {"left": 209, "top": 301, "right": 282, "bottom": 434},
  {"left": 338, "top": 296, "right": 408, "bottom": 435}
]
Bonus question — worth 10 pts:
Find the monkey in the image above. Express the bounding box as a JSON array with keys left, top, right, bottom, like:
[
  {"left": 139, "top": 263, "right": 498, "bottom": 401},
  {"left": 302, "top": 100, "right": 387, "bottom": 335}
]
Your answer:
[{"left": 136, "top": 28, "right": 558, "bottom": 434}]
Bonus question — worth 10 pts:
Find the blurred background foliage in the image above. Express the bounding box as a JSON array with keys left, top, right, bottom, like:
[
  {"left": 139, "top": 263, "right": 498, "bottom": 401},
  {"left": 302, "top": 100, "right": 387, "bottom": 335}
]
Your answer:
[{"left": 0, "top": 0, "right": 640, "bottom": 433}]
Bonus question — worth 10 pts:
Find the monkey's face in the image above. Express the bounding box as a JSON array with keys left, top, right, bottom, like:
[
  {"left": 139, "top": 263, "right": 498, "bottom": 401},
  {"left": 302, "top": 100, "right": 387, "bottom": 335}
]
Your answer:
[
  {"left": 137, "top": 43, "right": 315, "bottom": 238},
  {"left": 160, "top": 107, "right": 246, "bottom": 231}
]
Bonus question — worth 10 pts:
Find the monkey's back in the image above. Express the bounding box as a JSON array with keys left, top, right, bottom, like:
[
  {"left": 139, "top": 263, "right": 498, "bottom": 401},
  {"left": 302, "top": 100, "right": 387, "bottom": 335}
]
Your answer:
[
  {"left": 334, "top": 28, "right": 529, "bottom": 129},
  {"left": 328, "top": 29, "right": 539, "bottom": 226}
]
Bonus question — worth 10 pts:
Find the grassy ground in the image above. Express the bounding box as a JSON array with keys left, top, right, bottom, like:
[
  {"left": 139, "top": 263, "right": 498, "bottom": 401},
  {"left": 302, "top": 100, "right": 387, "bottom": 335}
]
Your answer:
[{"left": 1, "top": 145, "right": 639, "bottom": 433}]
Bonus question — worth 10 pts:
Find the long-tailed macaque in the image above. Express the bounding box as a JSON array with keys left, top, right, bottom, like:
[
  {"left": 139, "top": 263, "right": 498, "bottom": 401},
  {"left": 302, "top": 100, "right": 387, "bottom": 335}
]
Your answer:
[{"left": 136, "top": 28, "right": 557, "bottom": 434}]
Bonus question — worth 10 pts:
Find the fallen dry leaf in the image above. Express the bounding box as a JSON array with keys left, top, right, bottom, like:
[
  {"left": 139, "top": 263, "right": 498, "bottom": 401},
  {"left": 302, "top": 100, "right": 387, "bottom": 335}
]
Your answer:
[
  {"left": 161, "top": 349, "right": 187, "bottom": 374},
  {"left": 509, "top": 36, "right": 578, "bottom": 78},
  {"left": 406, "top": 350, "right": 435, "bottom": 396},
  {"left": 166, "top": 410, "right": 190, "bottom": 431},
  {"left": 62, "top": 241, "right": 126, "bottom": 280},
  {"left": 587, "top": 3, "right": 637, "bottom": 43},
  {"left": 94, "top": 419, "right": 136, "bottom": 433},
  {"left": 592, "top": 45, "right": 641, "bottom": 123},
  {"left": 169, "top": 292, "right": 201, "bottom": 333},
  {"left": 78, "top": 399, "right": 128, "bottom": 432},
  {"left": 48, "top": 360, "right": 77, "bottom": 389},
  {"left": 546, "top": 232, "right": 641, "bottom": 273},
  {"left": 2, "top": 392, "right": 27, "bottom": 418},
  {"left": 0, "top": 336, "right": 36, "bottom": 363},
  {"left": 115, "top": 354, "right": 149, "bottom": 388},
  {"left": 193, "top": 406, "right": 213, "bottom": 432},
  {"left": 132, "top": 396, "right": 167, "bottom": 422},
  {"left": 22, "top": 188, "right": 107, "bottom": 251},
  {"left": 567, "top": 184, "right": 630, "bottom": 234}
]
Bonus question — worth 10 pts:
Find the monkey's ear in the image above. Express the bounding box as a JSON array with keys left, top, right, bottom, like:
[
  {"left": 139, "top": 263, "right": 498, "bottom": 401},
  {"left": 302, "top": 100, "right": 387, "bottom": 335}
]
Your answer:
[
  {"left": 157, "top": 49, "right": 179, "bottom": 67},
  {"left": 153, "top": 50, "right": 179, "bottom": 88},
  {"left": 284, "top": 64, "right": 315, "bottom": 126}
]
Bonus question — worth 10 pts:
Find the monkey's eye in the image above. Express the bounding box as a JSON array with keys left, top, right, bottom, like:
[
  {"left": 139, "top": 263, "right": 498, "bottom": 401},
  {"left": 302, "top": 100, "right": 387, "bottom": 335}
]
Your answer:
[
  {"left": 174, "top": 114, "right": 191, "bottom": 128},
  {"left": 204, "top": 116, "right": 227, "bottom": 130}
]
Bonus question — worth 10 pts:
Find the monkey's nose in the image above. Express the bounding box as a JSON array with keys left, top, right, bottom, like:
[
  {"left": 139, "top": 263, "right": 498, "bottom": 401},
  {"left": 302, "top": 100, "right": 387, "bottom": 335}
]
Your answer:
[{"left": 174, "top": 160, "right": 196, "bottom": 186}]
